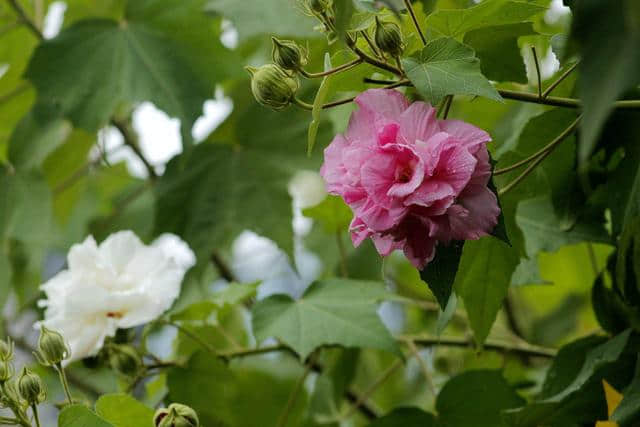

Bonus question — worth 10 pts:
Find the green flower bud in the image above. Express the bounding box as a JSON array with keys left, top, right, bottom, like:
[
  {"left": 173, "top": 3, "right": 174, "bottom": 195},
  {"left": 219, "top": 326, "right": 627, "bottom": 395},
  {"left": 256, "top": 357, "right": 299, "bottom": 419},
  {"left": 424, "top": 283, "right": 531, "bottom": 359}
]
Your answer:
[
  {"left": 374, "top": 16, "right": 404, "bottom": 57},
  {"left": 154, "top": 403, "right": 199, "bottom": 427},
  {"left": 34, "top": 326, "right": 70, "bottom": 367},
  {"left": 306, "top": 0, "right": 330, "bottom": 15},
  {"left": 17, "top": 368, "right": 46, "bottom": 405},
  {"left": 0, "top": 359, "right": 13, "bottom": 383},
  {"left": 109, "top": 345, "right": 142, "bottom": 377},
  {"left": 0, "top": 338, "right": 14, "bottom": 361},
  {"left": 271, "top": 37, "right": 307, "bottom": 71},
  {"left": 245, "top": 64, "right": 300, "bottom": 110}
]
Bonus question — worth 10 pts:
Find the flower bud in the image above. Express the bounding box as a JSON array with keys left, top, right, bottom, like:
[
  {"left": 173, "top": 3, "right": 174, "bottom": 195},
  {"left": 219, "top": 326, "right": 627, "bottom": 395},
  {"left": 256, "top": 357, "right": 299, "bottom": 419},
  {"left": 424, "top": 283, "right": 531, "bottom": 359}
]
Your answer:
[
  {"left": 0, "top": 359, "right": 13, "bottom": 383},
  {"left": 154, "top": 403, "right": 199, "bottom": 427},
  {"left": 306, "top": 0, "right": 330, "bottom": 15},
  {"left": 109, "top": 345, "right": 142, "bottom": 377},
  {"left": 245, "top": 64, "right": 299, "bottom": 110},
  {"left": 271, "top": 37, "right": 307, "bottom": 72},
  {"left": 17, "top": 368, "right": 46, "bottom": 405},
  {"left": 34, "top": 326, "right": 70, "bottom": 367},
  {"left": 374, "top": 17, "right": 404, "bottom": 57},
  {"left": 0, "top": 338, "right": 14, "bottom": 361}
]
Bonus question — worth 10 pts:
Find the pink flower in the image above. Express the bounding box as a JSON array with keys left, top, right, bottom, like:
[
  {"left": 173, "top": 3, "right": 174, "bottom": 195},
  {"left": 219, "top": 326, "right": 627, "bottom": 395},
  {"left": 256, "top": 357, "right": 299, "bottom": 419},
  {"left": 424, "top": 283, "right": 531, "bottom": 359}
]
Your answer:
[{"left": 320, "top": 89, "right": 500, "bottom": 269}]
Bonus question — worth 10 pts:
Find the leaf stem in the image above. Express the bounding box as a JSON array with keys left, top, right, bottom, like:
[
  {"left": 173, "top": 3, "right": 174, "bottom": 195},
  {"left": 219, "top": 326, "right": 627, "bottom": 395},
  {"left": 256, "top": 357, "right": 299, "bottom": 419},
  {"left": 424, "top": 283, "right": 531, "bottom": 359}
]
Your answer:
[
  {"left": 530, "top": 46, "right": 542, "bottom": 99},
  {"left": 31, "top": 405, "right": 41, "bottom": 427},
  {"left": 5, "top": 0, "right": 43, "bottom": 40},
  {"left": 55, "top": 363, "right": 74, "bottom": 405},
  {"left": 440, "top": 95, "right": 453, "bottom": 119},
  {"left": 300, "top": 58, "right": 363, "bottom": 78},
  {"left": 402, "top": 334, "right": 557, "bottom": 358},
  {"left": 542, "top": 60, "right": 579, "bottom": 99},
  {"left": 360, "top": 30, "right": 382, "bottom": 58},
  {"left": 498, "top": 116, "right": 581, "bottom": 196},
  {"left": 403, "top": 0, "right": 427, "bottom": 46}
]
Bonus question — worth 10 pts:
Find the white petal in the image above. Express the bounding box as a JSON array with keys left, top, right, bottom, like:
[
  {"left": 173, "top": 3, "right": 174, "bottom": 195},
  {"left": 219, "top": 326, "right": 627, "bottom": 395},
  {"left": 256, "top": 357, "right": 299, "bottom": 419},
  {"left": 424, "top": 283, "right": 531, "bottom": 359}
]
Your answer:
[
  {"left": 151, "top": 233, "right": 196, "bottom": 270},
  {"left": 98, "top": 230, "right": 145, "bottom": 274}
]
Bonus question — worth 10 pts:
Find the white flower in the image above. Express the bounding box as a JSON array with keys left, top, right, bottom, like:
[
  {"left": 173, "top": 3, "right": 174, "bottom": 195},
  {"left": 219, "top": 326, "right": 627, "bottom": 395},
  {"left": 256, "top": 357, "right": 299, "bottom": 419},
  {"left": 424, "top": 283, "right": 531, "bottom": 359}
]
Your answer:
[{"left": 37, "top": 230, "right": 195, "bottom": 364}]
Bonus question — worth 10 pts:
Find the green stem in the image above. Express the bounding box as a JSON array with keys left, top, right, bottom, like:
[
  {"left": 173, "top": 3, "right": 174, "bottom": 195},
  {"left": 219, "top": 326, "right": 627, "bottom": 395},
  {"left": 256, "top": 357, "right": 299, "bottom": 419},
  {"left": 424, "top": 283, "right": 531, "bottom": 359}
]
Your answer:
[
  {"left": 111, "top": 118, "right": 157, "bottom": 180},
  {"left": 403, "top": 0, "right": 427, "bottom": 46},
  {"left": 440, "top": 95, "right": 453, "bottom": 119},
  {"left": 360, "top": 30, "right": 382, "bottom": 58},
  {"left": 402, "top": 334, "right": 557, "bottom": 358},
  {"left": 5, "top": 0, "right": 43, "bottom": 40},
  {"left": 300, "top": 58, "right": 363, "bottom": 78},
  {"left": 498, "top": 116, "right": 581, "bottom": 196},
  {"left": 530, "top": 46, "right": 542, "bottom": 98},
  {"left": 55, "top": 363, "right": 74, "bottom": 405},
  {"left": 30, "top": 405, "right": 41, "bottom": 427},
  {"left": 542, "top": 60, "right": 579, "bottom": 99}
]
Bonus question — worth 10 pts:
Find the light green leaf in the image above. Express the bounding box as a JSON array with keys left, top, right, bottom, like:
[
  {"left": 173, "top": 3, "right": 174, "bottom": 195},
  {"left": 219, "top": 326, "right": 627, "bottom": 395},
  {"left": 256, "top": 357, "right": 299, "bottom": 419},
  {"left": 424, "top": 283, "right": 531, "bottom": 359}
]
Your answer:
[
  {"left": 463, "top": 23, "right": 535, "bottom": 83},
  {"left": 58, "top": 404, "right": 113, "bottom": 427},
  {"left": 252, "top": 278, "right": 400, "bottom": 358},
  {"left": 437, "top": 370, "right": 525, "bottom": 427},
  {"left": 308, "top": 54, "right": 333, "bottom": 155},
  {"left": 211, "top": 282, "right": 259, "bottom": 307},
  {"left": 425, "top": 0, "right": 545, "bottom": 39},
  {"left": 402, "top": 37, "right": 502, "bottom": 104},
  {"left": 95, "top": 394, "right": 154, "bottom": 427},
  {"left": 454, "top": 236, "right": 518, "bottom": 345},
  {"left": 25, "top": 0, "right": 237, "bottom": 145},
  {"left": 302, "top": 195, "right": 352, "bottom": 233}
]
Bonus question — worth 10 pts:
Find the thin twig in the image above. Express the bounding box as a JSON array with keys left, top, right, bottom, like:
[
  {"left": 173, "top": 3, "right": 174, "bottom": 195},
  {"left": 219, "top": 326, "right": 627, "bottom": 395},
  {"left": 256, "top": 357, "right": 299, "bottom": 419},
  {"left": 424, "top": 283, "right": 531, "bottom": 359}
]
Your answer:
[
  {"left": 498, "top": 116, "right": 581, "bottom": 196},
  {"left": 403, "top": 0, "right": 427, "bottom": 46},
  {"left": 531, "top": 46, "right": 542, "bottom": 99},
  {"left": 300, "top": 58, "right": 363, "bottom": 78},
  {"left": 403, "top": 334, "right": 557, "bottom": 358},
  {"left": 111, "top": 119, "right": 157, "bottom": 179},
  {"left": 440, "top": 95, "right": 453, "bottom": 119},
  {"left": 210, "top": 251, "right": 236, "bottom": 282},
  {"left": 6, "top": 0, "right": 43, "bottom": 39},
  {"left": 360, "top": 30, "right": 382, "bottom": 58},
  {"left": 542, "top": 61, "right": 579, "bottom": 99},
  {"left": 277, "top": 353, "right": 316, "bottom": 427}
]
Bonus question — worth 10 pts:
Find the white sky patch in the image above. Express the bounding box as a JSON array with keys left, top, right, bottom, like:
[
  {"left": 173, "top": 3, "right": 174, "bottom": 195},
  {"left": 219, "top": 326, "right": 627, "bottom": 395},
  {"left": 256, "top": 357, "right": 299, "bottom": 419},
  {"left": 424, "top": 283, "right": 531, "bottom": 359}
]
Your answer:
[
  {"left": 220, "top": 19, "right": 239, "bottom": 49},
  {"left": 132, "top": 102, "right": 182, "bottom": 174},
  {"left": 192, "top": 88, "right": 233, "bottom": 142},
  {"left": 94, "top": 126, "right": 149, "bottom": 178},
  {"left": 43, "top": 1, "right": 67, "bottom": 39}
]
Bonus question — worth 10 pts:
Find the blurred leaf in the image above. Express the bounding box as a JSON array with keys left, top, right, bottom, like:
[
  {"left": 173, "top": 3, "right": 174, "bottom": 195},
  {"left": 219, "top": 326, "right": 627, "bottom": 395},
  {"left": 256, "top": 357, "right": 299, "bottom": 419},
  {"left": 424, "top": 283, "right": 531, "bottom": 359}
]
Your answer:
[
  {"left": 252, "top": 278, "right": 399, "bottom": 358},
  {"left": 592, "top": 275, "right": 635, "bottom": 335},
  {"left": 463, "top": 23, "right": 535, "bottom": 83},
  {"left": 436, "top": 292, "right": 458, "bottom": 335},
  {"left": 437, "top": 370, "right": 525, "bottom": 427},
  {"left": 568, "top": 0, "right": 640, "bottom": 163},
  {"left": 308, "top": 54, "right": 333, "bottom": 155},
  {"left": 403, "top": 37, "right": 502, "bottom": 104},
  {"left": 613, "top": 355, "right": 640, "bottom": 425},
  {"left": 419, "top": 241, "right": 463, "bottom": 310},
  {"left": 302, "top": 195, "right": 352, "bottom": 233},
  {"left": 95, "top": 394, "right": 154, "bottom": 427},
  {"left": 58, "top": 404, "right": 113, "bottom": 427},
  {"left": 425, "top": 0, "right": 545, "bottom": 39},
  {"left": 26, "top": 0, "right": 236, "bottom": 145},
  {"left": 454, "top": 236, "right": 519, "bottom": 345},
  {"left": 369, "top": 407, "right": 437, "bottom": 426}
]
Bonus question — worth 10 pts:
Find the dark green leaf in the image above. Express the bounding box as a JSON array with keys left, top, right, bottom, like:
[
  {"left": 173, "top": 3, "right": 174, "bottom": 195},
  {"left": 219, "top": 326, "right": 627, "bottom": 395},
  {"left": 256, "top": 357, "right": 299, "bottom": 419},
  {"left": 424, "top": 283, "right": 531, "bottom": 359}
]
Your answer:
[
  {"left": 592, "top": 275, "right": 633, "bottom": 334},
  {"left": 368, "top": 407, "right": 436, "bottom": 426},
  {"left": 419, "top": 240, "right": 464, "bottom": 310},
  {"left": 252, "top": 278, "right": 399, "bottom": 358},
  {"left": 613, "top": 355, "right": 640, "bottom": 425},
  {"left": 403, "top": 37, "right": 502, "bottom": 104},
  {"left": 454, "top": 236, "right": 519, "bottom": 345}
]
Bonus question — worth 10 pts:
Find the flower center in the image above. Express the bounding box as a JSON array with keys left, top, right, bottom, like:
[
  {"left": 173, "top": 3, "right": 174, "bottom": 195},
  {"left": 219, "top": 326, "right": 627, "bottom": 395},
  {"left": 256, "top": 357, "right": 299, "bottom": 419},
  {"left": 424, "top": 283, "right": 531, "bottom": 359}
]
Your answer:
[{"left": 106, "top": 311, "right": 123, "bottom": 319}]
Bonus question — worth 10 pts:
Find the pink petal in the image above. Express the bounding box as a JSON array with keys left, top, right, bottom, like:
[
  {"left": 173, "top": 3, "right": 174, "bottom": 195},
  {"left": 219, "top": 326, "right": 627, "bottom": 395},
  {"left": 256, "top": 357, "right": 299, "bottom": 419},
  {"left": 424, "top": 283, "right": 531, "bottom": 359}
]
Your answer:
[
  {"left": 320, "top": 134, "right": 350, "bottom": 193},
  {"left": 434, "top": 142, "right": 477, "bottom": 195},
  {"left": 372, "top": 234, "right": 403, "bottom": 256},
  {"left": 404, "top": 180, "right": 455, "bottom": 209},
  {"left": 345, "top": 106, "right": 377, "bottom": 144},
  {"left": 398, "top": 101, "right": 440, "bottom": 145},
  {"left": 448, "top": 186, "right": 500, "bottom": 240},
  {"left": 355, "top": 89, "right": 409, "bottom": 122},
  {"left": 355, "top": 197, "right": 407, "bottom": 231},
  {"left": 440, "top": 119, "right": 492, "bottom": 155},
  {"left": 350, "top": 217, "right": 372, "bottom": 247},
  {"left": 400, "top": 217, "right": 437, "bottom": 269}
]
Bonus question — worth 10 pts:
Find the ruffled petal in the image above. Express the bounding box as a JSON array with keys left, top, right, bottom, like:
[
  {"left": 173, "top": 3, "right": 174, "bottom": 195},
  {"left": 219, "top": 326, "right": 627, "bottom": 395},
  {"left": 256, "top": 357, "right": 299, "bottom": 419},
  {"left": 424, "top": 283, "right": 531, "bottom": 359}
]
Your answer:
[
  {"left": 355, "top": 89, "right": 409, "bottom": 122},
  {"left": 440, "top": 119, "right": 492, "bottom": 154},
  {"left": 398, "top": 101, "right": 440, "bottom": 145}
]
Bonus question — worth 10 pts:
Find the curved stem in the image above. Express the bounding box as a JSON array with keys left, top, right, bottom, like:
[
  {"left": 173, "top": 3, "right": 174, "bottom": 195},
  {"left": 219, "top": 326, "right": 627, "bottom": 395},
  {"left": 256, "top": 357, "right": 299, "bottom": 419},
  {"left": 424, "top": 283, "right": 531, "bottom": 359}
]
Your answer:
[
  {"left": 403, "top": 0, "right": 427, "bottom": 46},
  {"left": 353, "top": 45, "right": 404, "bottom": 76},
  {"left": 55, "top": 363, "right": 74, "bottom": 405},
  {"left": 542, "top": 60, "right": 579, "bottom": 99},
  {"left": 531, "top": 46, "right": 542, "bottom": 98},
  {"left": 498, "top": 116, "right": 581, "bottom": 196},
  {"left": 300, "top": 58, "right": 363, "bottom": 78}
]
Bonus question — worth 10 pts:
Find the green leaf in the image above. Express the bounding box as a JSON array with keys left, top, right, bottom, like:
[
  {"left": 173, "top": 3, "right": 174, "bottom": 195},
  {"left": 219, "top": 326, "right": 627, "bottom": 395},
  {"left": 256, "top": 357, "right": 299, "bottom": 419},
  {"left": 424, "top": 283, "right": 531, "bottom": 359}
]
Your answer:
[
  {"left": 616, "top": 219, "right": 640, "bottom": 305},
  {"left": 205, "top": 0, "right": 319, "bottom": 41},
  {"left": 58, "top": 404, "right": 113, "bottom": 427},
  {"left": 302, "top": 195, "right": 352, "bottom": 233},
  {"left": 437, "top": 370, "right": 525, "bottom": 427},
  {"left": 308, "top": 54, "right": 333, "bottom": 155},
  {"left": 504, "top": 330, "right": 633, "bottom": 427},
  {"left": 463, "top": 23, "right": 536, "bottom": 83},
  {"left": 613, "top": 355, "right": 640, "bottom": 425},
  {"left": 402, "top": 37, "right": 502, "bottom": 104},
  {"left": 252, "top": 278, "right": 400, "bottom": 358},
  {"left": 436, "top": 292, "right": 458, "bottom": 335},
  {"left": 419, "top": 241, "right": 463, "bottom": 310},
  {"left": 454, "top": 236, "right": 519, "bottom": 345},
  {"left": 516, "top": 196, "right": 610, "bottom": 257},
  {"left": 425, "top": 0, "right": 545, "bottom": 39},
  {"left": 568, "top": 0, "right": 640, "bottom": 163},
  {"left": 369, "top": 407, "right": 437, "bottom": 426},
  {"left": 95, "top": 394, "right": 154, "bottom": 427},
  {"left": 25, "top": 0, "right": 236, "bottom": 145},
  {"left": 592, "top": 275, "right": 633, "bottom": 334}
]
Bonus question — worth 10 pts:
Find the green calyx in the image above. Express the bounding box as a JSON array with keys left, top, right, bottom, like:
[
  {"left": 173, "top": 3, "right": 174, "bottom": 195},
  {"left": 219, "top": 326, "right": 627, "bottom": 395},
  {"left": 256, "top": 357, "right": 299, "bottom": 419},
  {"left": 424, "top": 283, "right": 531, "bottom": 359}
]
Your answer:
[
  {"left": 34, "top": 326, "right": 70, "bottom": 367},
  {"left": 245, "top": 64, "right": 300, "bottom": 110},
  {"left": 154, "top": 403, "right": 200, "bottom": 427},
  {"left": 0, "top": 359, "right": 13, "bottom": 383},
  {"left": 17, "top": 368, "right": 46, "bottom": 405},
  {"left": 374, "top": 16, "right": 404, "bottom": 57},
  {"left": 271, "top": 37, "right": 307, "bottom": 71},
  {"left": 0, "top": 338, "right": 14, "bottom": 362},
  {"left": 108, "top": 344, "right": 142, "bottom": 377}
]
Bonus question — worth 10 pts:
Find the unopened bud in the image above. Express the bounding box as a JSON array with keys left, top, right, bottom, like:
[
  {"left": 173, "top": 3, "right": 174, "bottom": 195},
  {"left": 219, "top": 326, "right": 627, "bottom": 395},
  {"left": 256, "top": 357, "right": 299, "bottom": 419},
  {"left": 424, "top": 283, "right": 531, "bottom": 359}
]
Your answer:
[
  {"left": 271, "top": 37, "right": 307, "bottom": 71},
  {"left": 109, "top": 345, "right": 142, "bottom": 377},
  {"left": 34, "top": 326, "right": 70, "bottom": 367},
  {"left": 307, "top": 0, "right": 330, "bottom": 14},
  {"left": 154, "top": 403, "right": 199, "bottom": 427},
  {"left": 0, "top": 338, "right": 14, "bottom": 361},
  {"left": 374, "top": 17, "right": 404, "bottom": 57},
  {"left": 17, "top": 368, "right": 46, "bottom": 405},
  {"left": 0, "top": 359, "right": 13, "bottom": 383},
  {"left": 246, "top": 64, "right": 299, "bottom": 110}
]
